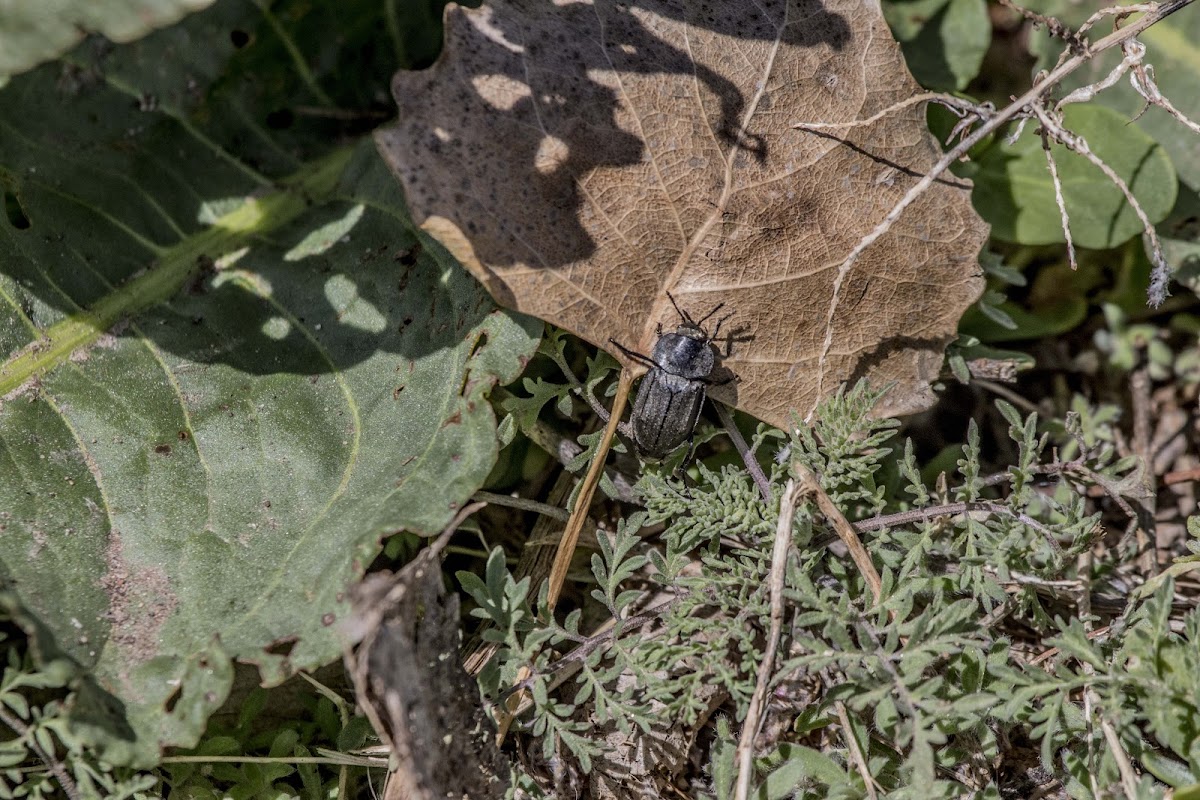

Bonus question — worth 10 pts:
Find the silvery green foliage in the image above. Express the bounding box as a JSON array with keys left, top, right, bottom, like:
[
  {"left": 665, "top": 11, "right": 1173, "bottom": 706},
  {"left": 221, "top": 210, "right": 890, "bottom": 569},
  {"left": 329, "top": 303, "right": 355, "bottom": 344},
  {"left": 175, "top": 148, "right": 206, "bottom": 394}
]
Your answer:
[
  {"left": 476, "top": 380, "right": 1199, "bottom": 798},
  {"left": 0, "top": 646, "right": 157, "bottom": 799}
]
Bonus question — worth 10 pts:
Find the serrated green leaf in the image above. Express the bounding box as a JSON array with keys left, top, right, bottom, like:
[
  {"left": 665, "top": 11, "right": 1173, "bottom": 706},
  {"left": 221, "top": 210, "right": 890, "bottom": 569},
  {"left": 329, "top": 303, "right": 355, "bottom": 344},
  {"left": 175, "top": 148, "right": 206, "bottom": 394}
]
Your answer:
[
  {"left": 973, "top": 104, "right": 1177, "bottom": 248},
  {"left": 0, "top": 0, "right": 537, "bottom": 769}
]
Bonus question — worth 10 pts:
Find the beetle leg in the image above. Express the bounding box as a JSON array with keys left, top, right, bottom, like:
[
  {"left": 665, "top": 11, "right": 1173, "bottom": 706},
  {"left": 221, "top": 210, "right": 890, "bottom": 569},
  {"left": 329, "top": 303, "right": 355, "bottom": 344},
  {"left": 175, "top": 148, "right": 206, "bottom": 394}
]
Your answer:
[
  {"left": 609, "top": 338, "right": 658, "bottom": 370},
  {"left": 711, "top": 310, "right": 735, "bottom": 342},
  {"left": 675, "top": 433, "right": 698, "bottom": 476}
]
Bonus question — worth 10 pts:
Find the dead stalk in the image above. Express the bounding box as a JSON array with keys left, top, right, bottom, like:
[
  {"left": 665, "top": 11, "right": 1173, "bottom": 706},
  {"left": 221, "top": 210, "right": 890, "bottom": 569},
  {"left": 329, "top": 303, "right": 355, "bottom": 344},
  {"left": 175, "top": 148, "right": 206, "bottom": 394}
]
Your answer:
[
  {"left": 1041, "top": 135, "right": 1077, "bottom": 271},
  {"left": 795, "top": 464, "right": 884, "bottom": 602},
  {"left": 547, "top": 368, "right": 635, "bottom": 609},
  {"left": 734, "top": 478, "right": 800, "bottom": 800}
]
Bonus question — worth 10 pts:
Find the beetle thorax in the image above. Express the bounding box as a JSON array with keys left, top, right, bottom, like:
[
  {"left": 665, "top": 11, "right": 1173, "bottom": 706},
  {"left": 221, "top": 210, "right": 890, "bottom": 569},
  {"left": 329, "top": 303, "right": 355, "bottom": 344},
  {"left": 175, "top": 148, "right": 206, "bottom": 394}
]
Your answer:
[{"left": 651, "top": 326, "right": 715, "bottom": 380}]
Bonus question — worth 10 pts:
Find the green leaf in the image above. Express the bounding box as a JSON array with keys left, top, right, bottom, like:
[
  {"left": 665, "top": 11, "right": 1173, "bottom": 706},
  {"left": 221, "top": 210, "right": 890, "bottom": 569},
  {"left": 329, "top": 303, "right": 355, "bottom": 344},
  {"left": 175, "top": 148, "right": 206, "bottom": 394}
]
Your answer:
[
  {"left": 1165, "top": 183, "right": 1200, "bottom": 290},
  {"left": 1026, "top": 1, "right": 1200, "bottom": 191},
  {"left": 0, "top": 0, "right": 538, "bottom": 769},
  {"left": 0, "top": 0, "right": 217, "bottom": 82},
  {"left": 959, "top": 294, "right": 1087, "bottom": 342},
  {"left": 884, "top": 0, "right": 990, "bottom": 90},
  {"left": 973, "top": 104, "right": 1178, "bottom": 248},
  {"left": 765, "top": 743, "right": 848, "bottom": 789}
]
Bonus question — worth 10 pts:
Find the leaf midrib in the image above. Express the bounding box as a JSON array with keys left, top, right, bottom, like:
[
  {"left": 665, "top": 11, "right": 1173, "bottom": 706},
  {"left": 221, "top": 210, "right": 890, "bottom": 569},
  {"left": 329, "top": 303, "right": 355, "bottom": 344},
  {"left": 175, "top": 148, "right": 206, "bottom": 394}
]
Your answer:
[{"left": 0, "top": 146, "right": 355, "bottom": 397}]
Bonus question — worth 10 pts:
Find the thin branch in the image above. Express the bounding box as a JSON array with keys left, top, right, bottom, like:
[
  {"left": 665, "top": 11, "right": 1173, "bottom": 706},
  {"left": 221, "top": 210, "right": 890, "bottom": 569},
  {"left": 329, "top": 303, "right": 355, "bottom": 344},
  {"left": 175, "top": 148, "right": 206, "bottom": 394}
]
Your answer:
[
  {"left": 472, "top": 490, "right": 571, "bottom": 522},
  {"left": 797, "top": 465, "right": 884, "bottom": 602},
  {"left": 1128, "top": 367, "right": 1158, "bottom": 575},
  {"left": 1031, "top": 103, "right": 1171, "bottom": 304},
  {"left": 799, "top": 0, "right": 1194, "bottom": 404},
  {"left": 997, "top": 0, "right": 1085, "bottom": 46},
  {"left": 1100, "top": 716, "right": 1141, "bottom": 797},
  {"left": 548, "top": 369, "right": 635, "bottom": 609},
  {"left": 1041, "top": 134, "right": 1077, "bottom": 270},
  {"left": 714, "top": 400, "right": 773, "bottom": 504},
  {"left": 0, "top": 706, "right": 80, "bottom": 800},
  {"left": 161, "top": 753, "right": 388, "bottom": 768},
  {"left": 1164, "top": 465, "right": 1200, "bottom": 485},
  {"left": 853, "top": 500, "right": 1065, "bottom": 557},
  {"left": 834, "top": 696, "right": 879, "bottom": 799},
  {"left": 734, "top": 479, "right": 800, "bottom": 800},
  {"left": 1132, "top": 61, "right": 1200, "bottom": 134},
  {"left": 794, "top": 93, "right": 990, "bottom": 132}
]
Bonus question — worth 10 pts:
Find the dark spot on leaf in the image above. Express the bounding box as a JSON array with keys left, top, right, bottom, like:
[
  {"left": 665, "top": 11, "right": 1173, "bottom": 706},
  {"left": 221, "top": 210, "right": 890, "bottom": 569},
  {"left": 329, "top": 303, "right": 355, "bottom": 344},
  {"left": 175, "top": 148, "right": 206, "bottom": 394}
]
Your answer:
[
  {"left": 230, "top": 29, "right": 250, "bottom": 48},
  {"left": 3, "top": 191, "right": 30, "bottom": 230},
  {"left": 164, "top": 684, "right": 182, "bottom": 714},
  {"left": 198, "top": 657, "right": 209, "bottom": 668},
  {"left": 263, "top": 499, "right": 272, "bottom": 509},
  {"left": 451, "top": 454, "right": 461, "bottom": 462},
  {"left": 177, "top": 430, "right": 190, "bottom": 441},
  {"left": 395, "top": 244, "right": 421, "bottom": 266},
  {"left": 154, "top": 444, "right": 172, "bottom": 455},
  {"left": 322, "top": 613, "right": 336, "bottom": 626},
  {"left": 265, "top": 637, "right": 297, "bottom": 657},
  {"left": 393, "top": 385, "right": 405, "bottom": 399},
  {"left": 266, "top": 108, "right": 294, "bottom": 129},
  {"left": 442, "top": 411, "right": 463, "bottom": 428}
]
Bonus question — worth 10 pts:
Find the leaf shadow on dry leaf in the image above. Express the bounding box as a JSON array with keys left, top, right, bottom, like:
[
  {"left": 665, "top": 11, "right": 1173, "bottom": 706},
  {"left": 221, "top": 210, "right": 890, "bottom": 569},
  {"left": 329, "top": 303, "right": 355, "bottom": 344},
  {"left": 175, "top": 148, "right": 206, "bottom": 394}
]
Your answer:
[
  {"left": 379, "top": 0, "right": 989, "bottom": 426},
  {"left": 383, "top": 0, "right": 851, "bottom": 278}
]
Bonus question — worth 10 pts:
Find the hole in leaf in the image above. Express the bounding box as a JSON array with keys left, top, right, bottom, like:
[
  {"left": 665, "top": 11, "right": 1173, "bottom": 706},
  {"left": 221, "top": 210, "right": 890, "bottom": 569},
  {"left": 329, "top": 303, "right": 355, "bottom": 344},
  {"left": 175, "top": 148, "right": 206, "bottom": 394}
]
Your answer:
[
  {"left": 4, "top": 191, "right": 30, "bottom": 230},
  {"left": 266, "top": 109, "right": 294, "bottom": 129},
  {"left": 265, "top": 637, "right": 297, "bottom": 657},
  {"left": 230, "top": 29, "right": 250, "bottom": 48},
  {"left": 164, "top": 685, "right": 182, "bottom": 714}
]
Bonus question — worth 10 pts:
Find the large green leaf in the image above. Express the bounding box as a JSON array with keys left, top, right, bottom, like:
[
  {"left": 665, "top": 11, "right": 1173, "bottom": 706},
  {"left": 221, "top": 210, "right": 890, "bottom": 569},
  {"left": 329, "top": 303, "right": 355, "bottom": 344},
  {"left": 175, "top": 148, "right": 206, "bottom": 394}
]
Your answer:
[
  {"left": 883, "top": 0, "right": 990, "bottom": 90},
  {"left": 1025, "top": 1, "right": 1200, "bottom": 190},
  {"left": 0, "top": 0, "right": 216, "bottom": 82},
  {"left": 0, "top": 0, "right": 538, "bottom": 768},
  {"left": 971, "top": 104, "right": 1177, "bottom": 248}
]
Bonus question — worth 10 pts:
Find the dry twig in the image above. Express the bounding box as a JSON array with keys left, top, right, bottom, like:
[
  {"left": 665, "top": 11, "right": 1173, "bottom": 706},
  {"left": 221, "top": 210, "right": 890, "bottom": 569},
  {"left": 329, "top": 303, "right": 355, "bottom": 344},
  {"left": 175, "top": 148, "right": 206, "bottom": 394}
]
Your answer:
[
  {"left": 797, "top": 0, "right": 1195, "bottom": 405},
  {"left": 734, "top": 479, "right": 800, "bottom": 800}
]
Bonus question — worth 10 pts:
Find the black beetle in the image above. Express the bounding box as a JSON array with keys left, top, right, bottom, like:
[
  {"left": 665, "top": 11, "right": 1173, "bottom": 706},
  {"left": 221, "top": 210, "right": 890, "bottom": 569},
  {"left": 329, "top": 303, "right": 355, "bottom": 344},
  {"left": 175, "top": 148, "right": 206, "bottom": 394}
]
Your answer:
[{"left": 610, "top": 295, "right": 733, "bottom": 462}]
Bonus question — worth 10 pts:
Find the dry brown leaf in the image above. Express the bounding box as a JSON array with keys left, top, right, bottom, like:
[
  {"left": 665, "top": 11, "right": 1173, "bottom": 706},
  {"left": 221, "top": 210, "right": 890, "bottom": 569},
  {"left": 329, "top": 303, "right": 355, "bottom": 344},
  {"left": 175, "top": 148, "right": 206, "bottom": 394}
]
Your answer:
[{"left": 376, "top": 0, "right": 988, "bottom": 427}]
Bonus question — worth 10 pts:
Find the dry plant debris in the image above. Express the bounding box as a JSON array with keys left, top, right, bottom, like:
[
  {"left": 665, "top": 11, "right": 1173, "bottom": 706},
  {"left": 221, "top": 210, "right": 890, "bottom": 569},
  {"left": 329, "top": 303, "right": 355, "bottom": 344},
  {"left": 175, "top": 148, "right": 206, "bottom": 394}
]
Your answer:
[{"left": 377, "top": 0, "right": 989, "bottom": 426}]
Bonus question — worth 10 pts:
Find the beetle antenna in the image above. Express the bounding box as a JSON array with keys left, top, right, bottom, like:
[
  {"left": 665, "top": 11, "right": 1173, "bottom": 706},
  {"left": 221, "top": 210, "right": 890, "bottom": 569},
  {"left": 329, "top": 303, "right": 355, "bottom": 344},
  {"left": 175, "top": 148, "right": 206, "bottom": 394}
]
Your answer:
[
  {"left": 665, "top": 292, "right": 696, "bottom": 325},
  {"left": 609, "top": 338, "right": 658, "bottom": 369},
  {"left": 696, "top": 302, "right": 727, "bottom": 327}
]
